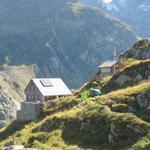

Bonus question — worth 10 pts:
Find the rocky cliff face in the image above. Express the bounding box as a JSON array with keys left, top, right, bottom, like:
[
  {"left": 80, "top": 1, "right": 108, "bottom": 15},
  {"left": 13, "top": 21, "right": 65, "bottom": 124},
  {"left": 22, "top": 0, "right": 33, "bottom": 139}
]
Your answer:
[
  {"left": 0, "top": 86, "right": 19, "bottom": 128},
  {"left": 0, "top": 0, "right": 137, "bottom": 87},
  {"left": 0, "top": 65, "right": 35, "bottom": 128}
]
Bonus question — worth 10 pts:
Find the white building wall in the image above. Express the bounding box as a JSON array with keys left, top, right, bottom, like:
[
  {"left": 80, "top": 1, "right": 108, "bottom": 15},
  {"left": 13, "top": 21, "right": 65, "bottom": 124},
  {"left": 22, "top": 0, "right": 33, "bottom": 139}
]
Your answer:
[{"left": 101, "top": 68, "right": 111, "bottom": 73}]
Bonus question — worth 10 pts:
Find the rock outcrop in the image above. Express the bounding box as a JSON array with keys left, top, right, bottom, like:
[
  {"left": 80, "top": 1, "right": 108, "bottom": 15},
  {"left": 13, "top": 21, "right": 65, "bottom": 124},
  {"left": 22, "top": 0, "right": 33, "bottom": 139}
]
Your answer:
[
  {"left": 108, "top": 121, "right": 146, "bottom": 144},
  {"left": 136, "top": 92, "right": 150, "bottom": 110},
  {"left": 119, "top": 39, "right": 150, "bottom": 60}
]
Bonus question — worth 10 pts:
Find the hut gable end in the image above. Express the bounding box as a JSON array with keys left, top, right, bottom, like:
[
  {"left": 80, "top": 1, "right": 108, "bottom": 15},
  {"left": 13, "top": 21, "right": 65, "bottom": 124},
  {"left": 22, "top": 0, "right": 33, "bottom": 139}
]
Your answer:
[
  {"left": 96, "top": 60, "right": 118, "bottom": 78},
  {"left": 25, "top": 80, "right": 43, "bottom": 102}
]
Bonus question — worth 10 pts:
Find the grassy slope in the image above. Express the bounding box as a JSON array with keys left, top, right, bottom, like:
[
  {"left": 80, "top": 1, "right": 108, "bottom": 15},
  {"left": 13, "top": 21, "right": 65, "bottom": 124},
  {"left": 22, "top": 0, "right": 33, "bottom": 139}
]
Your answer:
[
  {"left": 0, "top": 61, "right": 149, "bottom": 150},
  {"left": 0, "top": 80, "right": 149, "bottom": 150}
]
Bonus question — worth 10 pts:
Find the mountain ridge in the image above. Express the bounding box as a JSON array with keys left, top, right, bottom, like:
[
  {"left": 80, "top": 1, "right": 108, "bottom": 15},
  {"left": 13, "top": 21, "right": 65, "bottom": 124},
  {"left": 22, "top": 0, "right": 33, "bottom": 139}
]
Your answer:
[
  {"left": 0, "top": 0, "right": 137, "bottom": 88},
  {"left": 80, "top": 0, "right": 150, "bottom": 37}
]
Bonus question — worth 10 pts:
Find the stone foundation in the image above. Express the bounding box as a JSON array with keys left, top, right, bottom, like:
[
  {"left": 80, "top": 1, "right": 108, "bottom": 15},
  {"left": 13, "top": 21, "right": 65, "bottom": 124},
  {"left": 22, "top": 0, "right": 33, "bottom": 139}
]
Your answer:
[{"left": 17, "top": 102, "right": 42, "bottom": 121}]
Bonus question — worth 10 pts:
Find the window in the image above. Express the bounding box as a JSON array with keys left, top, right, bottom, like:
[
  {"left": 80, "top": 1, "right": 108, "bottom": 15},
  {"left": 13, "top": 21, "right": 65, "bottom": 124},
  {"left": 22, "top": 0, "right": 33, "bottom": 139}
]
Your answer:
[
  {"left": 33, "top": 86, "right": 35, "bottom": 91},
  {"left": 30, "top": 85, "right": 33, "bottom": 91},
  {"left": 37, "top": 95, "right": 40, "bottom": 100},
  {"left": 40, "top": 79, "right": 53, "bottom": 87}
]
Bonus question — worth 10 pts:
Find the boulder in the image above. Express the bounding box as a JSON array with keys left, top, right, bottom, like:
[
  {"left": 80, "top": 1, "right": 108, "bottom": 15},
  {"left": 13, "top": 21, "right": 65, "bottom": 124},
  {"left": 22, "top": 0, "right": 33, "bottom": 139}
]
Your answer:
[
  {"left": 136, "top": 93, "right": 150, "bottom": 109},
  {"left": 89, "top": 88, "right": 101, "bottom": 97}
]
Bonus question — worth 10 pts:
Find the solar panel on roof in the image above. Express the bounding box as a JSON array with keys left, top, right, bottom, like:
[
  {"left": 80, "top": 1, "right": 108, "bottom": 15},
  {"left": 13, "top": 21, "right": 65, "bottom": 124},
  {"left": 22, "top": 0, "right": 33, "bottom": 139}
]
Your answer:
[{"left": 40, "top": 79, "right": 53, "bottom": 87}]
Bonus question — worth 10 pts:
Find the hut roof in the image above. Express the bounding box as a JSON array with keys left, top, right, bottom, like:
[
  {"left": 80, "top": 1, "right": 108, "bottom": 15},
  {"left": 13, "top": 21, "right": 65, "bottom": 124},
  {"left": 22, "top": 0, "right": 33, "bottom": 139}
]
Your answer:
[
  {"left": 98, "top": 60, "right": 117, "bottom": 68},
  {"left": 27, "top": 78, "right": 72, "bottom": 96}
]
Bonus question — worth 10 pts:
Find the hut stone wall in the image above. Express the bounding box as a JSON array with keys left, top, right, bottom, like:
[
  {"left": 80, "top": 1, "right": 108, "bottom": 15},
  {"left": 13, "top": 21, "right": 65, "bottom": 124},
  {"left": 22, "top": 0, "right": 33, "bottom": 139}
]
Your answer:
[{"left": 17, "top": 102, "right": 42, "bottom": 121}]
